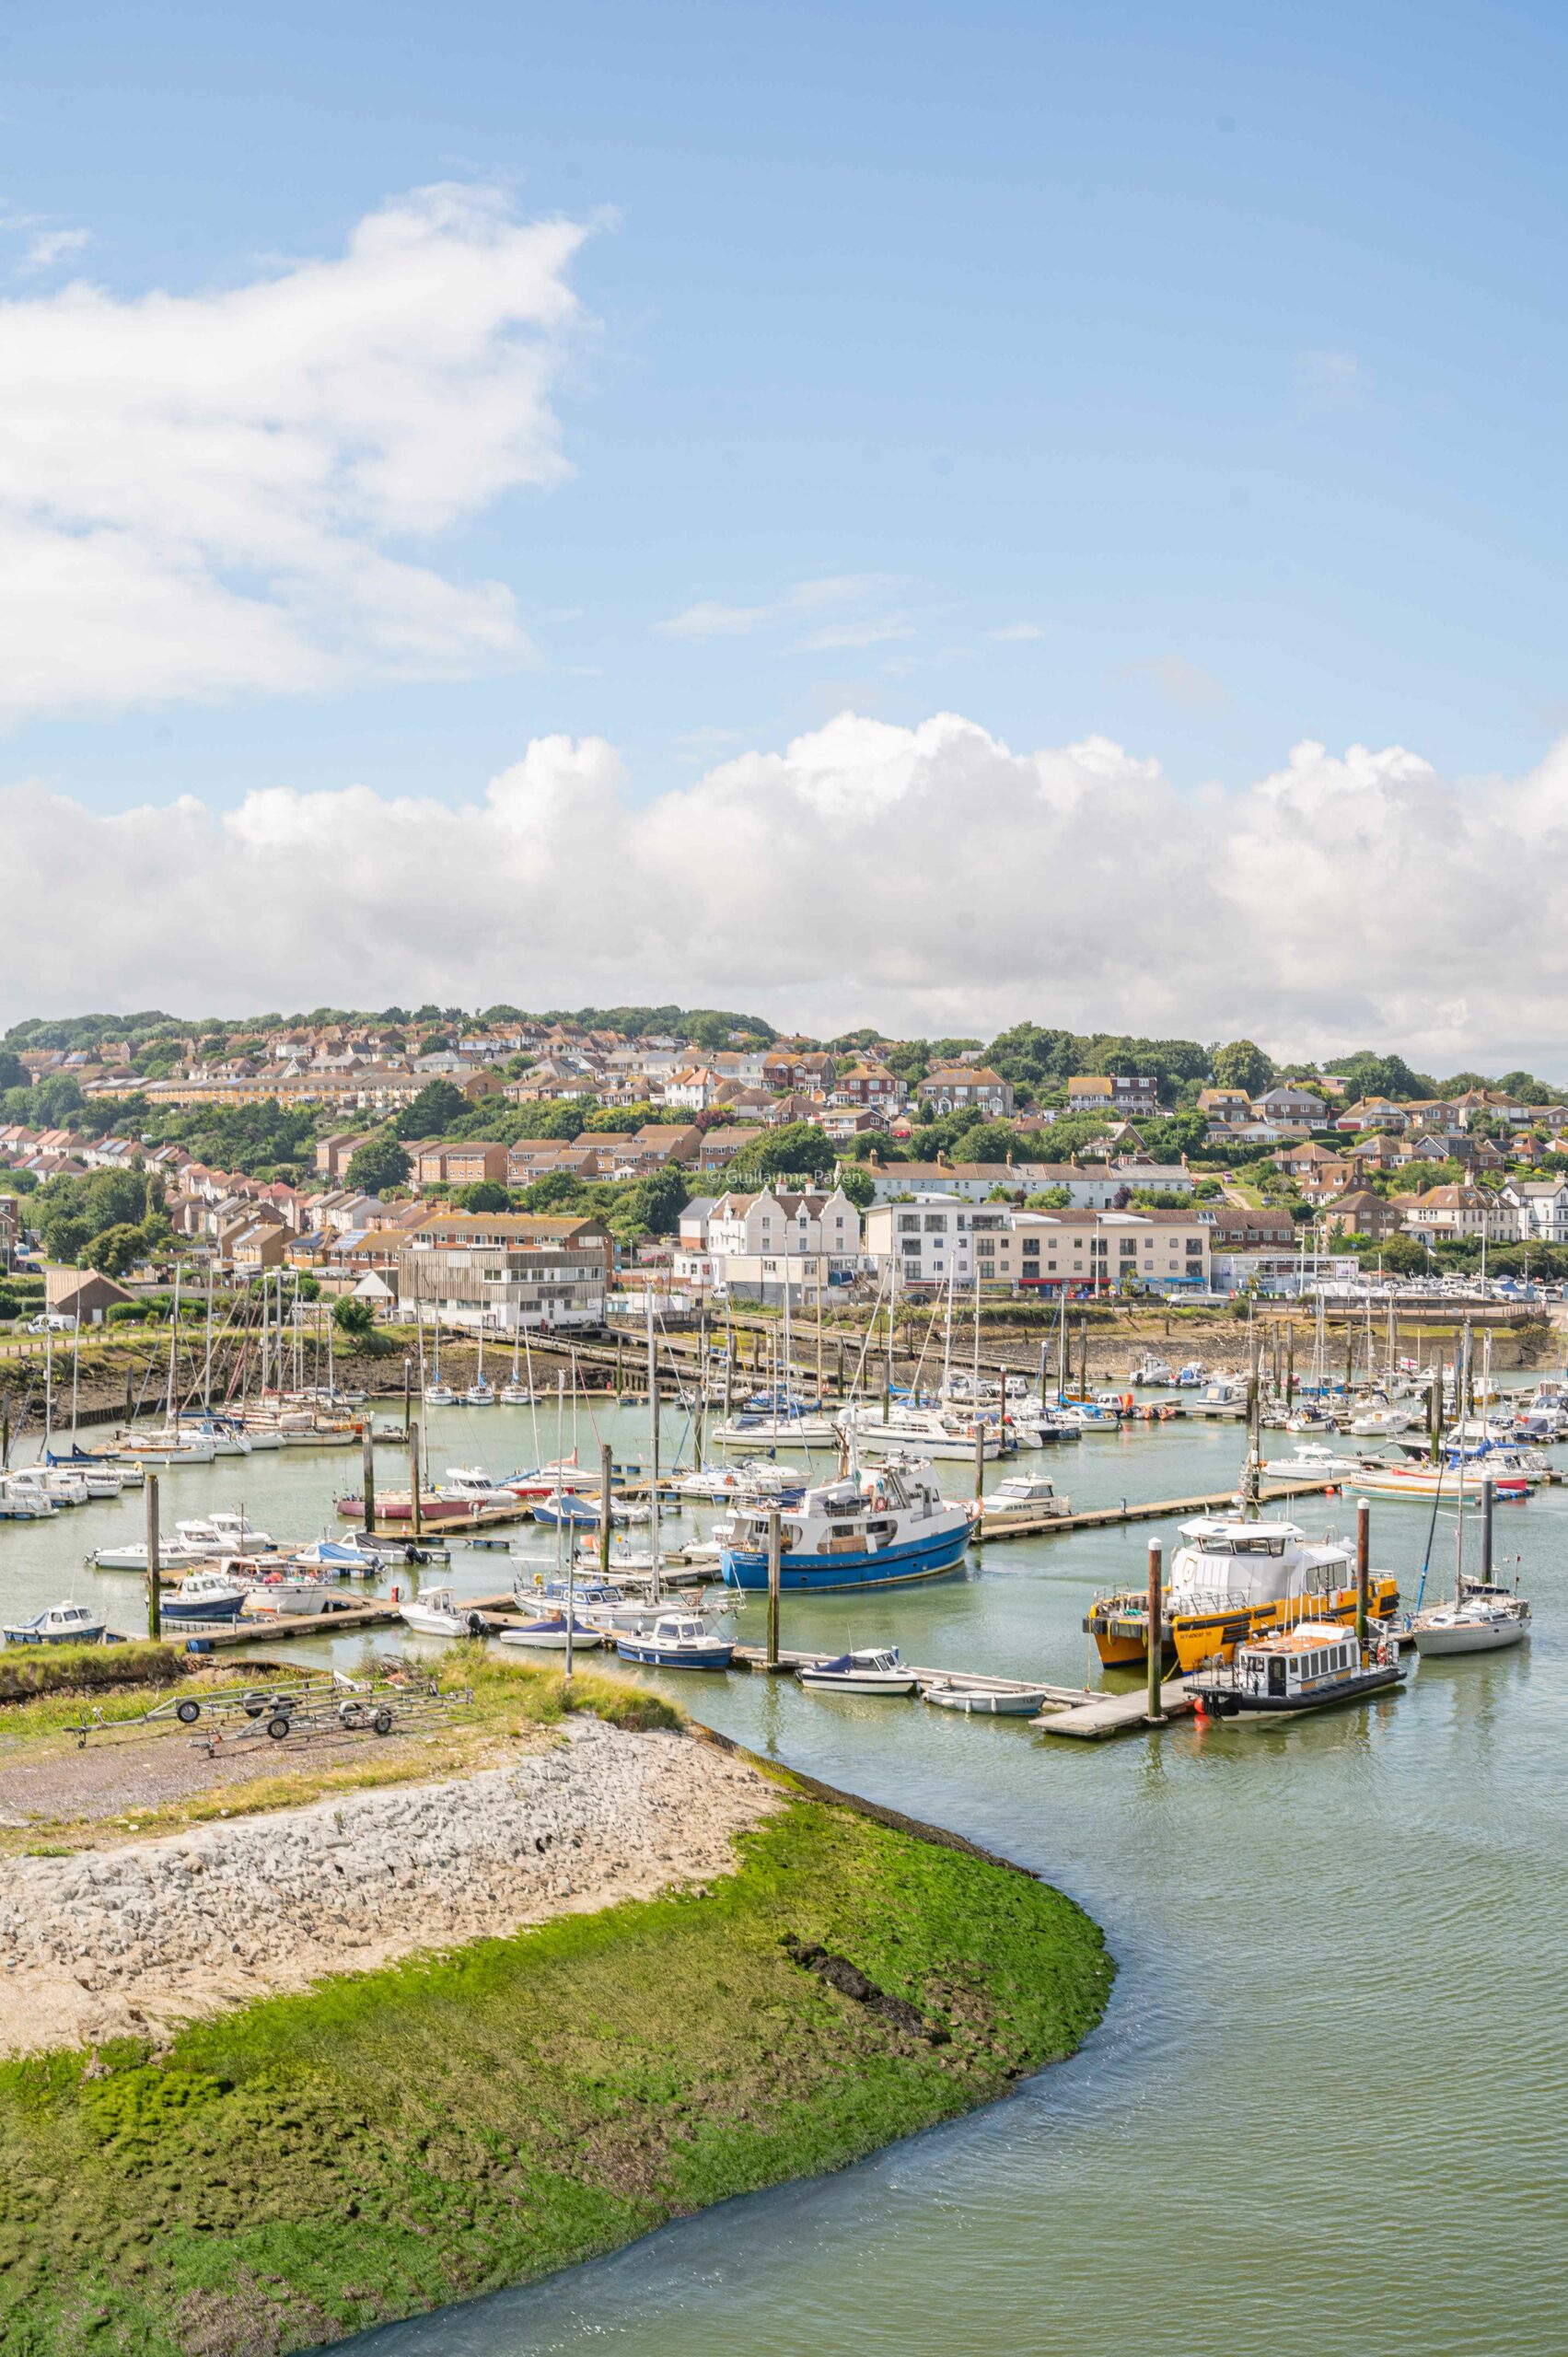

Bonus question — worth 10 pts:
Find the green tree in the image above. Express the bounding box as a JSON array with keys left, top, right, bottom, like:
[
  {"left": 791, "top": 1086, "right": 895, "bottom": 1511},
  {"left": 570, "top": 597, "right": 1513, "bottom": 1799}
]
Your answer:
[
  {"left": 88, "top": 1222, "right": 147, "bottom": 1276},
  {"left": 837, "top": 1164, "right": 876, "bottom": 1210},
  {"left": 521, "top": 1171, "right": 591, "bottom": 1213},
  {"left": 394, "top": 1080, "right": 470, "bottom": 1140},
  {"left": 1025, "top": 1186, "right": 1072, "bottom": 1209},
  {"left": 454, "top": 1179, "right": 509, "bottom": 1213},
  {"left": 0, "top": 1051, "right": 25, "bottom": 1092},
  {"left": 345, "top": 1137, "right": 412, "bottom": 1195},
  {"left": 1212, "top": 1039, "right": 1274, "bottom": 1097},
  {"left": 752, "top": 1123, "right": 836, "bottom": 1181},
  {"left": 614, "top": 1165, "right": 690, "bottom": 1237},
  {"left": 333, "top": 1295, "right": 377, "bottom": 1340}
]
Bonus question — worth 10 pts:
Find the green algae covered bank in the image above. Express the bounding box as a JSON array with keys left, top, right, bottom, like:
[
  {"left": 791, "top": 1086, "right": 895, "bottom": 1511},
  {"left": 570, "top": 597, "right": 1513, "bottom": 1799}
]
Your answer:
[{"left": 0, "top": 1791, "right": 1110, "bottom": 2357}]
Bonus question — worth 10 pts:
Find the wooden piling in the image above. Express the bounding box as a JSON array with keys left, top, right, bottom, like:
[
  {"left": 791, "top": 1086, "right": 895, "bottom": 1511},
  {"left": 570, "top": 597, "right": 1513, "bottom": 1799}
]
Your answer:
[
  {"left": 972, "top": 1422, "right": 986, "bottom": 1544},
  {"left": 766, "top": 1506, "right": 782, "bottom": 1667},
  {"left": 361, "top": 1422, "right": 376, "bottom": 1540},
  {"left": 1144, "top": 1538, "right": 1164, "bottom": 1724},
  {"left": 1355, "top": 1496, "right": 1370, "bottom": 1648},
  {"left": 145, "top": 1470, "right": 161, "bottom": 1642},
  {"left": 599, "top": 1441, "right": 613, "bottom": 1584},
  {"left": 408, "top": 1419, "right": 423, "bottom": 1540}
]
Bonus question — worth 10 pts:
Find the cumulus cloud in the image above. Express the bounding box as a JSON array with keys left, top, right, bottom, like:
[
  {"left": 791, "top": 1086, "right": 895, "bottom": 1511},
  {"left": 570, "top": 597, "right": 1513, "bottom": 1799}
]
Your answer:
[
  {"left": 5, "top": 713, "right": 1566, "bottom": 1071},
  {"left": 0, "top": 183, "right": 590, "bottom": 720},
  {"left": 18, "top": 226, "right": 91, "bottom": 273}
]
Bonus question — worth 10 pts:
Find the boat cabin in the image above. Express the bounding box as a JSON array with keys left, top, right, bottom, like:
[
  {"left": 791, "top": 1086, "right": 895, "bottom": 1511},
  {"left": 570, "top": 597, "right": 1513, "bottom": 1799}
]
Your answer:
[
  {"left": 1168, "top": 1515, "right": 1353, "bottom": 1609},
  {"left": 1230, "top": 1624, "right": 1362, "bottom": 1701},
  {"left": 729, "top": 1462, "right": 949, "bottom": 1558}
]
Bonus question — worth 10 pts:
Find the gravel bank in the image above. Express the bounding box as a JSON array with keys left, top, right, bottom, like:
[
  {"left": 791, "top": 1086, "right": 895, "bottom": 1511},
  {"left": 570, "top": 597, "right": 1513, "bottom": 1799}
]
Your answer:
[{"left": 0, "top": 1718, "right": 776, "bottom": 2054}]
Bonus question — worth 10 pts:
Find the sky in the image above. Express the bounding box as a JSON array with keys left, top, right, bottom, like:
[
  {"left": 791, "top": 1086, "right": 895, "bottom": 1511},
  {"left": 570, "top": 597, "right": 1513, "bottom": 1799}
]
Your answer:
[{"left": 4, "top": 0, "right": 1568, "bottom": 1063}]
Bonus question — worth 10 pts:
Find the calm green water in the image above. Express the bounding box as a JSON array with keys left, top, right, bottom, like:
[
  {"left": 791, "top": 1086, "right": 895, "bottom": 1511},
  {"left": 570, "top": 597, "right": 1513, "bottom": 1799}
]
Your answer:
[{"left": 7, "top": 1399, "right": 1567, "bottom": 2356}]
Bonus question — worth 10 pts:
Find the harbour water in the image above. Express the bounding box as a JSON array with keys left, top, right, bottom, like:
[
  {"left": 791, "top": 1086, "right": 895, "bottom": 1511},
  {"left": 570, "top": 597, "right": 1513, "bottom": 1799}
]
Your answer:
[{"left": 7, "top": 1401, "right": 1566, "bottom": 2355}]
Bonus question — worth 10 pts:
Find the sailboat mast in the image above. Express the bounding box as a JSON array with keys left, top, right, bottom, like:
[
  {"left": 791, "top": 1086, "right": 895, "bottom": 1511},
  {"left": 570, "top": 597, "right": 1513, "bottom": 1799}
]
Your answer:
[
  {"left": 166, "top": 1264, "right": 180, "bottom": 1426},
  {"left": 646, "top": 1296, "right": 662, "bottom": 1604}
]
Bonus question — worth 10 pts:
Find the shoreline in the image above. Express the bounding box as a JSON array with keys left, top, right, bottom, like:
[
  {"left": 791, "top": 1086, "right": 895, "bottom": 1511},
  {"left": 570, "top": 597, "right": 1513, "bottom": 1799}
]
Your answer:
[{"left": 0, "top": 1678, "right": 1112, "bottom": 2357}]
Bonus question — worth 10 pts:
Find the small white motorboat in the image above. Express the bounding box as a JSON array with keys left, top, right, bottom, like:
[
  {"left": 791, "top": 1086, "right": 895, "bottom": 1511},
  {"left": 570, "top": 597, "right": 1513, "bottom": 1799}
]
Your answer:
[
  {"left": 3, "top": 1601, "right": 110, "bottom": 1646},
  {"left": 796, "top": 1647, "right": 918, "bottom": 1695},
  {"left": 398, "top": 1585, "right": 483, "bottom": 1638},
  {"left": 981, "top": 1472, "right": 1070, "bottom": 1524},
  {"left": 92, "top": 1534, "right": 210, "bottom": 1572},
  {"left": 175, "top": 1512, "right": 277, "bottom": 1557},
  {"left": 919, "top": 1679, "right": 1051, "bottom": 1715},
  {"left": 239, "top": 1574, "right": 340, "bottom": 1618}
]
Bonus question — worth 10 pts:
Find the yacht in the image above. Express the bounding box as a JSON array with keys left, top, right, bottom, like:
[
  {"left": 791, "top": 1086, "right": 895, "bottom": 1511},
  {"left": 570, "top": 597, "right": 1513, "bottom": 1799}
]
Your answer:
[
  {"left": 174, "top": 1511, "right": 276, "bottom": 1557},
  {"left": 981, "top": 1470, "right": 1070, "bottom": 1525},
  {"left": 1187, "top": 1375, "right": 1249, "bottom": 1419},
  {"left": 1129, "top": 1357, "right": 1174, "bottom": 1385},
  {"left": 111, "top": 1430, "right": 217, "bottom": 1466},
  {"left": 835, "top": 1402, "right": 1005, "bottom": 1461},
  {"left": 176, "top": 1416, "right": 254, "bottom": 1457},
  {"left": 240, "top": 1571, "right": 343, "bottom": 1618},
  {"left": 497, "top": 1612, "right": 603, "bottom": 1652},
  {"left": 1086, "top": 1511, "right": 1400, "bottom": 1672},
  {"left": 1260, "top": 1442, "right": 1385, "bottom": 1480},
  {"left": 92, "top": 1532, "right": 211, "bottom": 1572},
  {"left": 422, "top": 1381, "right": 459, "bottom": 1409},
  {"left": 1191, "top": 1622, "right": 1405, "bottom": 1720},
  {"left": 722, "top": 1458, "right": 971, "bottom": 1593},
  {"left": 463, "top": 1378, "right": 497, "bottom": 1407}
]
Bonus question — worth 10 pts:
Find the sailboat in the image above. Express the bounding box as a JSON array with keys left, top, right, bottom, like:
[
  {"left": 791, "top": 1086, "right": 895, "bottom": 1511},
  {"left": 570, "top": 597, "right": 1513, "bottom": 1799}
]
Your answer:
[
  {"left": 501, "top": 1318, "right": 533, "bottom": 1404},
  {"left": 464, "top": 1321, "right": 496, "bottom": 1406},
  {"left": 422, "top": 1295, "right": 457, "bottom": 1408},
  {"left": 1409, "top": 1460, "right": 1531, "bottom": 1657}
]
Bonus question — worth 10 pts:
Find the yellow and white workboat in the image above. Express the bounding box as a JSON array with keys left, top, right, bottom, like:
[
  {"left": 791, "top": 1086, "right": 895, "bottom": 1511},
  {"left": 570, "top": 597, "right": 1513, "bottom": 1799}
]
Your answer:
[{"left": 1085, "top": 1511, "right": 1400, "bottom": 1673}]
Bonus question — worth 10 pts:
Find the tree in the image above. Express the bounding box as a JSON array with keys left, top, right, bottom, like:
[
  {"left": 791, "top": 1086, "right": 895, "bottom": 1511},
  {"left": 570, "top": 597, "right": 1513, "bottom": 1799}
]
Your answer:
[
  {"left": 0, "top": 1051, "right": 25, "bottom": 1092},
  {"left": 752, "top": 1122, "right": 835, "bottom": 1181},
  {"left": 394, "top": 1080, "right": 469, "bottom": 1140},
  {"left": 333, "top": 1295, "right": 377, "bottom": 1339},
  {"left": 454, "top": 1179, "right": 509, "bottom": 1213},
  {"left": 89, "top": 1223, "right": 147, "bottom": 1277},
  {"left": 521, "top": 1171, "right": 590, "bottom": 1213},
  {"left": 837, "top": 1164, "right": 876, "bottom": 1210},
  {"left": 1212, "top": 1039, "right": 1274, "bottom": 1097},
  {"left": 1325, "top": 1050, "right": 1433, "bottom": 1102},
  {"left": 615, "top": 1165, "right": 690, "bottom": 1237},
  {"left": 1025, "top": 1186, "right": 1072, "bottom": 1209},
  {"left": 346, "top": 1137, "right": 412, "bottom": 1195}
]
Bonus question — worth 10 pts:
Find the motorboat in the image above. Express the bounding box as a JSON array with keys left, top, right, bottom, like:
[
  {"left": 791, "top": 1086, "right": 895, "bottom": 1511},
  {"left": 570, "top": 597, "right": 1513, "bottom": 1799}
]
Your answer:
[
  {"left": 502, "top": 1457, "right": 603, "bottom": 1499},
  {"left": 532, "top": 1490, "right": 610, "bottom": 1527},
  {"left": 614, "top": 1609, "right": 734, "bottom": 1670},
  {"left": 497, "top": 1613, "right": 603, "bottom": 1652},
  {"left": 1086, "top": 1510, "right": 1400, "bottom": 1672},
  {"left": 91, "top": 1533, "right": 211, "bottom": 1572},
  {"left": 0, "top": 1480, "right": 55, "bottom": 1520},
  {"left": 1410, "top": 1582, "right": 1530, "bottom": 1657},
  {"left": 175, "top": 1512, "right": 276, "bottom": 1557},
  {"left": 710, "top": 1406, "right": 842, "bottom": 1448},
  {"left": 835, "top": 1402, "right": 1005, "bottom": 1461},
  {"left": 1128, "top": 1358, "right": 1174, "bottom": 1386},
  {"left": 1260, "top": 1444, "right": 1385, "bottom": 1480},
  {"left": 1174, "top": 1362, "right": 1210, "bottom": 1387},
  {"left": 398, "top": 1585, "right": 483, "bottom": 1637},
  {"left": 796, "top": 1647, "right": 918, "bottom": 1695},
  {"left": 158, "top": 1569, "right": 252, "bottom": 1624},
  {"left": 1187, "top": 1376, "right": 1248, "bottom": 1419},
  {"left": 920, "top": 1678, "right": 1051, "bottom": 1715},
  {"left": 981, "top": 1471, "right": 1070, "bottom": 1525},
  {"left": 438, "top": 1466, "right": 516, "bottom": 1501},
  {"left": 3, "top": 1601, "right": 110, "bottom": 1646},
  {"left": 1348, "top": 1406, "right": 1413, "bottom": 1437},
  {"left": 1191, "top": 1621, "right": 1406, "bottom": 1720},
  {"left": 238, "top": 1573, "right": 341, "bottom": 1618},
  {"left": 722, "top": 1458, "right": 971, "bottom": 1593},
  {"left": 1350, "top": 1458, "right": 1532, "bottom": 1503},
  {"left": 1, "top": 1469, "right": 87, "bottom": 1509},
  {"left": 290, "top": 1537, "right": 382, "bottom": 1577}
]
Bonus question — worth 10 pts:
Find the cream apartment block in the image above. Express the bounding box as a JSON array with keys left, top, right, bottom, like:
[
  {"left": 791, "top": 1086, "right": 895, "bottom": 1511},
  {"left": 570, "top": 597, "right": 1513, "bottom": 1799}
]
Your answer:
[{"left": 863, "top": 1199, "right": 1211, "bottom": 1294}]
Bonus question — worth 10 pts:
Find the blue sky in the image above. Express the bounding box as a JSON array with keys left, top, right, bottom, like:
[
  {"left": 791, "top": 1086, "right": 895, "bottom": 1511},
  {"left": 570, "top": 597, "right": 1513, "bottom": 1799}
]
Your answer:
[{"left": 6, "top": 0, "right": 1567, "bottom": 816}]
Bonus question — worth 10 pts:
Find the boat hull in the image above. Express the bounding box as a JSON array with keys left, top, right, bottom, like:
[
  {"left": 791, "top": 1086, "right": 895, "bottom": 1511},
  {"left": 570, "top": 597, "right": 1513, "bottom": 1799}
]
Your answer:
[
  {"left": 614, "top": 1638, "right": 733, "bottom": 1669},
  {"left": 1411, "top": 1617, "right": 1527, "bottom": 1656},
  {"left": 922, "top": 1684, "right": 1047, "bottom": 1714},
  {"left": 1195, "top": 1663, "right": 1405, "bottom": 1719},
  {"left": 721, "top": 1518, "right": 970, "bottom": 1593}
]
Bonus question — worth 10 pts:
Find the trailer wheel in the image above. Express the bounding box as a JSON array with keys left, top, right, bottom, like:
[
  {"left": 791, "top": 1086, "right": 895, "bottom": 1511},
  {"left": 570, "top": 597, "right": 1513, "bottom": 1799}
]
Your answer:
[
  {"left": 266, "top": 1713, "right": 291, "bottom": 1740},
  {"left": 176, "top": 1699, "right": 201, "bottom": 1724},
  {"left": 241, "top": 1691, "right": 269, "bottom": 1718},
  {"left": 372, "top": 1707, "right": 394, "bottom": 1736}
]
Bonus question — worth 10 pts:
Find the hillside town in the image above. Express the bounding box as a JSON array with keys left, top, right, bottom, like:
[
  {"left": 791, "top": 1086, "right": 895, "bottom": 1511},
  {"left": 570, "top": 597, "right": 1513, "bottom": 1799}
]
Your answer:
[{"left": 2, "top": 1006, "right": 1566, "bottom": 1326}]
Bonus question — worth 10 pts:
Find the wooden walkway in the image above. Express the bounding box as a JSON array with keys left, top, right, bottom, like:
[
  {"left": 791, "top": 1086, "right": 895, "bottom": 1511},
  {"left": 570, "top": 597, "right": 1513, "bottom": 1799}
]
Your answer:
[
  {"left": 975, "top": 1476, "right": 1337, "bottom": 1543},
  {"left": 1034, "top": 1675, "right": 1199, "bottom": 1738},
  {"left": 161, "top": 1600, "right": 406, "bottom": 1650}
]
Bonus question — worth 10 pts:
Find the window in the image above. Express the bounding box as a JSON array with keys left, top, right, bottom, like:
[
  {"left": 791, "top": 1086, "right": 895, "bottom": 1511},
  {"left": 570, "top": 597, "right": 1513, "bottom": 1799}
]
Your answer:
[{"left": 898, "top": 1213, "right": 920, "bottom": 1234}]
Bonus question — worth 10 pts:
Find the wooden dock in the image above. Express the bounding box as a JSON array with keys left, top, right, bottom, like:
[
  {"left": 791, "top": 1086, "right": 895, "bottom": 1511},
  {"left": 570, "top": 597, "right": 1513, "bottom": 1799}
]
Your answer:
[
  {"left": 1034, "top": 1675, "right": 1198, "bottom": 1737},
  {"left": 730, "top": 1644, "right": 1090, "bottom": 1703},
  {"left": 976, "top": 1476, "right": 1338, "bottom": 1543},
  {"left": 170, "top": 1601, "right": 407, "bottom": 1650}
]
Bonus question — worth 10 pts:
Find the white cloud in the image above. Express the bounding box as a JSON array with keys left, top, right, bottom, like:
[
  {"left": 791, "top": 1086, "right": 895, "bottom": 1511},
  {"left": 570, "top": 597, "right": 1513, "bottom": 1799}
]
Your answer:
[
  {"left": 987, "top": 621, "right": 1047, "bottom": 642},
  {"left": 0, "top": 182, "right": 590, "bottom": 720},
  {"left": 6, "top": 713, "right": 1568, "bottom": 1072},
  {"left": 19, "top": 226, "right": 91, "bottom": 273},
  {"left": 791, "top": 614, "right": 916, "bottom": 652},
  {"left": 655, "top": 574, "right": 895, "bottom": 644},
  {"left": 1117, "top": 652, "right": 1228, "bottom": 713}
]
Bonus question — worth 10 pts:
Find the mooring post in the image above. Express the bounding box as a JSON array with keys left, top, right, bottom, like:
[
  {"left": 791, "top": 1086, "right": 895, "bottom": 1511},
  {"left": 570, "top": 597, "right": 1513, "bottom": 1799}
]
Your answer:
[
  {"left": 362, "top": 1421, "right": 376, "bottom": 1543},
  {"left": 408, "top": 1418, "right": 422, "bottom": 1540},
  {"left": 1144, "top": 1538, "right": 1164, "bottom": 1724},
  {"left": 599, "top": 1441, "right": 613, "bottom": 1583},
  {"left": 1355, "top": 1496, "right": 1370, "bottom": 1649},
  {"left": 766, "top": 1506, "right": 782, "bottom": 1667},
  {"left": 972, "top": 1421, "right": 986, "bottom": 1544},
  {"left": 145, "top": 1469, "right": 161, "bottom": 1641}
]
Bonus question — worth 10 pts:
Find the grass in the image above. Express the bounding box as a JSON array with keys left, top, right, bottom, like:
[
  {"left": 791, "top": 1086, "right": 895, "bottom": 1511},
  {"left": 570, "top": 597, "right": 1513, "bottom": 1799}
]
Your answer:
[
  {"left": 0, "top": 1643, "right": 190, "bottom": 1713},
  {"left": 0, "top": 1795, "right": 1111, "bottom": 2357}
]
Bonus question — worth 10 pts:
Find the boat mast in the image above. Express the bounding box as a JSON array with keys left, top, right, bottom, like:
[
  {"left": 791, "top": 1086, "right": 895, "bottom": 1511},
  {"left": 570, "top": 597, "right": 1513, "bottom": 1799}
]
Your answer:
[
  {"left": 166, "top": 1263, "right": 180, "bottom": 1427},
  {"left": 68, "top": 1310, "right": 80, "bottom": 1449},
  {"left": 42, "top": 1318, "right": 52, "bottom": 1457},
  {"left": 203, "top": 1261, "right": 214, "bottom": 1411},
  {"left": 645, "top": 1295, "right": 662, "bottom": 1604}
]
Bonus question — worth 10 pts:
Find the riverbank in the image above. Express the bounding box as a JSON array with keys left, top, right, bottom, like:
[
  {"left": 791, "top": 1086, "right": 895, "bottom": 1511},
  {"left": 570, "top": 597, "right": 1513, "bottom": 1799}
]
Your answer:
[{"left": 0, "top": 1672, "right": 1111, "bottom": 2357}]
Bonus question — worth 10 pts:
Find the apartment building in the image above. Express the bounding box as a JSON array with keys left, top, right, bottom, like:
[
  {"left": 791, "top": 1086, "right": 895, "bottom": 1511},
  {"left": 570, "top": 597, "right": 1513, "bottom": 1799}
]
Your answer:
[
  {"left": 863, "top": 1201, "right": 1211, "bottom": 1294},
  {"left": 682, "top": 1186, "right": 864, "bottom": 1303},
  {"left": 411, "top": 1141, "right": 508, "bottom": 1189},
  {"left": 393, "top": 1243, "right": 604, "bottom": 1330}
]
